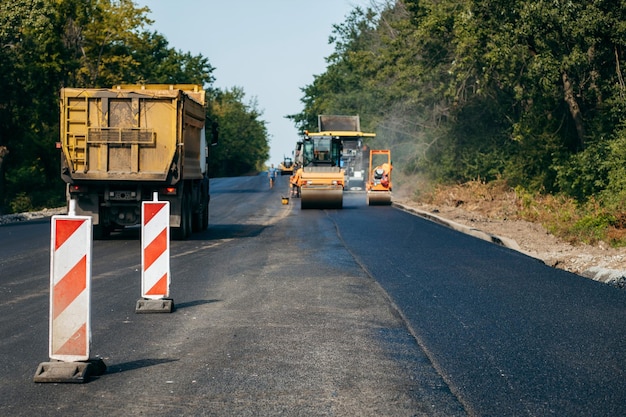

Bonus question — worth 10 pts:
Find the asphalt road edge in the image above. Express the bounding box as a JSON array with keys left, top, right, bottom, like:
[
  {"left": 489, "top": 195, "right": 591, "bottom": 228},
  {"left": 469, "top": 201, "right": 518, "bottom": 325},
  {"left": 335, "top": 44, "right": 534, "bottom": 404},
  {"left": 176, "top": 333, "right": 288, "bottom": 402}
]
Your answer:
[
  {"left": 3, "top": 203, "right": 623, "bottom": 287},
  {"left": 392, "top": 202, "right": 626, "bottom": 289}
]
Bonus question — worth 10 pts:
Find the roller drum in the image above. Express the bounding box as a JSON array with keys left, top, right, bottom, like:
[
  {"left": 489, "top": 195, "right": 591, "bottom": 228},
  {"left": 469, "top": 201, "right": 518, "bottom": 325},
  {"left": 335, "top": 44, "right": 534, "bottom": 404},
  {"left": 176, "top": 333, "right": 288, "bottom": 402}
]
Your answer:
[
  {"left": 300, "top": 188, "right": 343, "bottom": 209},
  {"left": 367, "top": 191, "right": 392, "bottom": 206}
]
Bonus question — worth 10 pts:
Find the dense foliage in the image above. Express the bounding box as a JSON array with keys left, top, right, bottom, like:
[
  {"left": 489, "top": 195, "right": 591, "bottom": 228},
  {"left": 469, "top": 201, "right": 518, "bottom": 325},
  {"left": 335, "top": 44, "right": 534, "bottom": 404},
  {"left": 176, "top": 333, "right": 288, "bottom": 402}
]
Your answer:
[
  {"left": 208, "top": 88, "right": 269, "bottom": 177},
  {"left": 0, "top": 0, "right": 269, "bottom": 213},
  {"left": 291, "top": 0, "right": 626, "bottom": 214}
]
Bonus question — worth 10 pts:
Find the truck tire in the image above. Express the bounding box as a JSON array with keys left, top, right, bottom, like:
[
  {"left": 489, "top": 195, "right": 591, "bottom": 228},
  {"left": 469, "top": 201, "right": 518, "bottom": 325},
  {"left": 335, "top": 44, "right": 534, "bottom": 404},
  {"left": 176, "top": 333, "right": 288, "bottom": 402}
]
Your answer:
[
  {"left": 192, "top": 200, "right": 202, "bottom": 233},
  {"left": 184, "top": 191, "right": 193, "bottom": 237},
  {"left": 196, "top": 190, "right": 209, "bottom": 232},
  {"left": 172, "top": 191, "right": 191, "bottom": 240},
  {"left": 201, "top": 200, "right": 209, "bottom": 230}
]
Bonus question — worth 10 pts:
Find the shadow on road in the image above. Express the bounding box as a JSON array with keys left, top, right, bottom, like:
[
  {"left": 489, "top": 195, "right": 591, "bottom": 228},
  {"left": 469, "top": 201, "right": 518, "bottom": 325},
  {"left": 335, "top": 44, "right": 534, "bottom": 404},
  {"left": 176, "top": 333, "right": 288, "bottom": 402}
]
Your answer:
[
  {"left": 174, "top": 299, "right": 221, "bottom": 310},
  {"left": 190, "top": 224, "right": 269, "bottom": 240},
  {"left": 210, "top": 188, "right": 265, "bottom": 194},
  {"left": 106, "top": 358, "right": 179, "bottom": 374},
  {"left": 93, "top": 223, "right": 269, "bottom": 242}
]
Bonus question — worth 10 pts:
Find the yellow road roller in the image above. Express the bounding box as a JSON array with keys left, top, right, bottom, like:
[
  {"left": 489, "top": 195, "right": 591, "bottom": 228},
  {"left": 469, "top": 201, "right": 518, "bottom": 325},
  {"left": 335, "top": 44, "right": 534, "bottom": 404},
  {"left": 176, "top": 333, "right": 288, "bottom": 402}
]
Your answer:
[
  {"left": 297, "top": 116, "right": 377, "bottom": 209},
  {"left": 366, "top": 149, "right": 392, "bottom": 205},
  {"left": 299, "top": 132, "right": 344, "bottom": 209}
]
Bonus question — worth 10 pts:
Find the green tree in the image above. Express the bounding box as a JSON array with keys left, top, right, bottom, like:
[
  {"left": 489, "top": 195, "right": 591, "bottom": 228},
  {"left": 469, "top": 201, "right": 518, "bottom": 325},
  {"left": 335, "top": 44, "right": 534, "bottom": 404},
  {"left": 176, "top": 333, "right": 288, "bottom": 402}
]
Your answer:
[
  {"left": 292, "top": 0, "right": 626, "bottom": 202},
  {"left": 59, "top": 0, "right": 152, "bottom": 87},
  {"left": 289, "top": 7, "right": 380, "bottom": 132},
  {"left": 446, "top": 0, "right": 626, "bottom": 185},
  {"left": 0, "top": 0, "right": 221, "bottom": 213},
  {"left": 209, "top": 87, "right": 270, "bottom": 178},
  {"left": 0, "top": 0, "right": 66, "bottom": 212}
]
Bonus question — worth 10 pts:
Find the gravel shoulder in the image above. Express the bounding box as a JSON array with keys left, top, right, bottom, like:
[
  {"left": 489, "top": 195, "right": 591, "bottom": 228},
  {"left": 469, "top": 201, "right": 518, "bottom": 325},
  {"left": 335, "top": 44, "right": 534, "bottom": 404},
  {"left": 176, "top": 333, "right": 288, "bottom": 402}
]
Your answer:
[{"left": 0, "top": 207, "right": 66, "bottom": 225}]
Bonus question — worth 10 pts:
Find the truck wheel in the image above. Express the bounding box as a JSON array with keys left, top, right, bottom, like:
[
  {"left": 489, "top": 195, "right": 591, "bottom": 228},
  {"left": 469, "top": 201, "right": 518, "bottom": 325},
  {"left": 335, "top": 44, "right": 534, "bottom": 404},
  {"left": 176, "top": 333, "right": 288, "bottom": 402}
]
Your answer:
[
  {"left": 201, "top": 200, "right": 209, "bottom": 230},
  {"left": 192, "top": 200, "right": 202, "bottom": 233},
  {"left": 184, "top": 192, "right": 193, "bottom": 237},
  {"left": 172, "top": 192, "right": 191, "bottom": 240},
  {"left": 193, "top": 201, "right": 208, "bottom": 232},
  {"left": 199, "top": 189, "right": 209, "bottom": 231}
]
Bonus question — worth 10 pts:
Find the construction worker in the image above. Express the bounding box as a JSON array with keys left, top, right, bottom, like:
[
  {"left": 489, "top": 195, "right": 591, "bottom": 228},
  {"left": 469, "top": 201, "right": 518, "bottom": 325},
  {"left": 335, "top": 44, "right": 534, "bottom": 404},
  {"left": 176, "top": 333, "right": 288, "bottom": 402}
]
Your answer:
[
  {"left": 379, "top": 162, "right": 391, "bottom": 187},
  {"left": 290, "top": 166, "right": 302, "bottom": 197},
  {"left": 371, "top": 162, "right": 392, "bottom": 189},
  {"left": 268, "top": 164, "right": 278, "bottom": 189}
]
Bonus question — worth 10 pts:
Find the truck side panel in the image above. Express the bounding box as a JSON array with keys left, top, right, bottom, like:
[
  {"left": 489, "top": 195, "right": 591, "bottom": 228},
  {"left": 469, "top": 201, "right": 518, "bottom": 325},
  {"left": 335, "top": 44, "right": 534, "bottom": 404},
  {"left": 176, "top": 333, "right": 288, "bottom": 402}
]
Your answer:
[{"left": 63, "top": 91, "right": 179, "bottom": 181}]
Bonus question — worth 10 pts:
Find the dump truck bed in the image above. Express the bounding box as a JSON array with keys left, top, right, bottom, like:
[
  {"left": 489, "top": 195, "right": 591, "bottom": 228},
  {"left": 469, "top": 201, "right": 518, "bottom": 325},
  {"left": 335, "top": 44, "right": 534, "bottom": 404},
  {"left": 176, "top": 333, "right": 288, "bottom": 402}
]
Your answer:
[{"left": 60, "top": 85, "right": 205, "bottom": 183}]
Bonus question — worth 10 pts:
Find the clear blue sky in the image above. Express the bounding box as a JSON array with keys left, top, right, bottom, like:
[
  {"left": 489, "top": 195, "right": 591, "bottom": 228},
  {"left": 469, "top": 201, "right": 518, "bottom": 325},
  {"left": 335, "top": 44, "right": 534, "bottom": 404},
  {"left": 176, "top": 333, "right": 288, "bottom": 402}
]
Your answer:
[{"left": 135, "top": 0, "right": 368, "bottom": 166}]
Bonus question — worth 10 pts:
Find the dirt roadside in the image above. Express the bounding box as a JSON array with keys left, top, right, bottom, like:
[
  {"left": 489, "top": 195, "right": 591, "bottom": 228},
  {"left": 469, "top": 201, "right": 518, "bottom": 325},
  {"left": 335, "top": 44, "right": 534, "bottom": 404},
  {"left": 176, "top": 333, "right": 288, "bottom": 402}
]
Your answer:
[{"left": 394, "top": 199, "right": 626, "bottom": 289}]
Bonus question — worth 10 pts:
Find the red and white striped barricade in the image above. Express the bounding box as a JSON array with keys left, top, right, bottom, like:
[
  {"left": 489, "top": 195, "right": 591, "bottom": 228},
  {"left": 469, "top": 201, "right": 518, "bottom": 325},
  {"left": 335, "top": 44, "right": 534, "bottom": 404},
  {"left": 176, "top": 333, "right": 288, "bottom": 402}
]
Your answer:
[
  {"left": 136, "top": 194, "right": 173, "bottom": 313},
  {"left": 34, "top": 210, "right": 106, "bottom": 382}
]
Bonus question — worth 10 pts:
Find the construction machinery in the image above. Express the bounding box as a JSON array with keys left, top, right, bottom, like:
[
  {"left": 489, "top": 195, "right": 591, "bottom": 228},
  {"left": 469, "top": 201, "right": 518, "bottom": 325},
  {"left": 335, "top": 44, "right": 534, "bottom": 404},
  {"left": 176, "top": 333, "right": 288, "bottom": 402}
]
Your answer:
[
  {"left": 341, "top": 140, "right": 367, "bottom": 190},
  {"left": 318, "top": 115, "right": 374, "bottom": 191},
  {"left": 298, "top": 132, "right": 344, "bottom": 209},
  {"left": 59, "top": 84, "right": 217, "bottom": 239},
  {"left": 278, "top": 156, "right": 294, "bottom": 175},
  {"left": 293, "top": 115, "right": 376, "bottom": 209},
  {"left": 289, "top": 141, "right": 303, "bottom": 198},
  {"left": 366, "top": 149, "right": 392, "bottom": 205}
]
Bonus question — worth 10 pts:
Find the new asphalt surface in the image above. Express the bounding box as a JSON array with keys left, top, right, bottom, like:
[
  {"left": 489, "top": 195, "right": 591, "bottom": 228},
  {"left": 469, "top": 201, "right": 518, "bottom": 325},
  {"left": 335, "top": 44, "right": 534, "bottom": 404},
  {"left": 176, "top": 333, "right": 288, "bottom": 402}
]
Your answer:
[{"left": 1, "top": 174, "right": 624, "bottom": 416}]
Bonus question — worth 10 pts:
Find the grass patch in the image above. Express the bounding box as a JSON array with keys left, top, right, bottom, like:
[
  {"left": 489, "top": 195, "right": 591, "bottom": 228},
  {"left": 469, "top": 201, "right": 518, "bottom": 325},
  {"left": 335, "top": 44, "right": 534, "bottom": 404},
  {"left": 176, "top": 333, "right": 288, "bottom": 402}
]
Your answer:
[{"left": 411, "top": 180, "right": 626, "bottom": 247}]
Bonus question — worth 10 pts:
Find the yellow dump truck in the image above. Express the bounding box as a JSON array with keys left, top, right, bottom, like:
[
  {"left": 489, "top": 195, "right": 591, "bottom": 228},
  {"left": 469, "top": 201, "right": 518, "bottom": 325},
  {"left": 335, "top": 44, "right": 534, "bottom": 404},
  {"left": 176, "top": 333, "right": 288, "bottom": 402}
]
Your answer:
[{"left": 59, "top": 84, "right": 216, "bottom": 239}]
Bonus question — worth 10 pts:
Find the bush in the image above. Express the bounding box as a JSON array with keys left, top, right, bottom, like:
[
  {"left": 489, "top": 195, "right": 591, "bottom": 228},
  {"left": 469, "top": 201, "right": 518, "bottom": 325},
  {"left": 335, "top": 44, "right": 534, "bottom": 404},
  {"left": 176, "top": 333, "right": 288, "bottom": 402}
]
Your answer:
[
  {"left": 9, "top": 193, "right": 33, "bottom": 213},
  {"left": 415, "top": 180, "right": 626, "bottom": 247},
  {"left": 571, "top": 213, "right": 616, "bottom": 245}
]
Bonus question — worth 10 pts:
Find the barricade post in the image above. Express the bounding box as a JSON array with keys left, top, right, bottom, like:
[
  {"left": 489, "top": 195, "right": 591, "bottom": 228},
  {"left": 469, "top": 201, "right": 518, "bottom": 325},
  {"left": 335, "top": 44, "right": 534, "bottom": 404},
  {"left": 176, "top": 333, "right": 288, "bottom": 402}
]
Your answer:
[
  {"left": 34, "top": 201, "right": 106, "bottom": 382},
  {"left": 136, "top": 192, "right": 173, "bottom": 313}
]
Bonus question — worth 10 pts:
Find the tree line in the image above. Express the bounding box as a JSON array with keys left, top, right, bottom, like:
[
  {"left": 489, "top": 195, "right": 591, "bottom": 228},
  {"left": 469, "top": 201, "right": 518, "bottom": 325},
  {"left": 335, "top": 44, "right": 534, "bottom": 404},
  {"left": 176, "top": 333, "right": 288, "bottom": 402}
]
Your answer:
[
  {"left": 0, "top": 0, "right": 269, "bottom": 214},
  {"left": 291, "top": 0, "right": 626, "bottom": 215}
]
